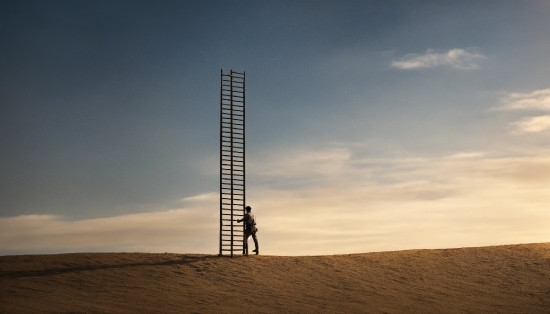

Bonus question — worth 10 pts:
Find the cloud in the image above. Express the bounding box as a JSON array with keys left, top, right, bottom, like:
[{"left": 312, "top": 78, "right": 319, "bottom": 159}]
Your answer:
[
  {"left": 181, "top": 192, "right": 219, "bottom": 202},
  {"left": 249, "top": 149, "right": 549, "bottom": 254},
  {"left": 391, "top": 48, "right": 486, "bottom": 70},
  {"left": 2, "top": 148, "right": 548, "bottom": 256},
  {"left": 0, "top": 202, "right": 221, "bottom": 255},
  {"left": 496, "top": 88, "right": 550, "bottom": 111},
  {"left": 511, "top": 115, "right": 550, "bottom": 133}
]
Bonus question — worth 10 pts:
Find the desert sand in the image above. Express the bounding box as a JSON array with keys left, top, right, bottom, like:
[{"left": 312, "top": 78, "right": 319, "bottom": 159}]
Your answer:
[{"left": 1, "top": 243, "right": 548, "bottom": 313}]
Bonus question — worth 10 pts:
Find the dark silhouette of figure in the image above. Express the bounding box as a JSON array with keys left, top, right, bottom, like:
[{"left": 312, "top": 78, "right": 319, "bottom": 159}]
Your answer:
[{"left": 237, "top": 206, "right": 259, "bottom": 255}]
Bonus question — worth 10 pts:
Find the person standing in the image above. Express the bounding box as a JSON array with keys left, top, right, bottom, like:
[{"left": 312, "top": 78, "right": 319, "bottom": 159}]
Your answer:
[{"left": 237, "top": 206, "right": 259, "bottom": 255}]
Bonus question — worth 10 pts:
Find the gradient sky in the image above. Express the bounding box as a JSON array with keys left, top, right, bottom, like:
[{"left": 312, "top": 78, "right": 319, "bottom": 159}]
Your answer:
[{"left": 1, "top": 0, "right": 549, "bottom": 255}]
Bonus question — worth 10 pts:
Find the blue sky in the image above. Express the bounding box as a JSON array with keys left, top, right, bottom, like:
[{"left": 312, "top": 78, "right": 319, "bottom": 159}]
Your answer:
[{"left": 1, "top": 0, "right": 548, "bottom": 255}]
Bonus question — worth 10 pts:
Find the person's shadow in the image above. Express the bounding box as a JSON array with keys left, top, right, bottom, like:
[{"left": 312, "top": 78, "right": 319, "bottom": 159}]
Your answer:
[{"left": 0, "top": 254, "right": 219, "bottom": 279}]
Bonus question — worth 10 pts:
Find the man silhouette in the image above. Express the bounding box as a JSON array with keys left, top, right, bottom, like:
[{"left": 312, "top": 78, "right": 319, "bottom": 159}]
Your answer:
[{"left": 237, "top": 206, "right": 259, "bottom": 255}]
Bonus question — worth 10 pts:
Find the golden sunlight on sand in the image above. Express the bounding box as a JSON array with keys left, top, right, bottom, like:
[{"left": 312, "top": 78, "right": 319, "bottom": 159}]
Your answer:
[{"left": 1, "top": 243, "right": 548, "bottom": 313}]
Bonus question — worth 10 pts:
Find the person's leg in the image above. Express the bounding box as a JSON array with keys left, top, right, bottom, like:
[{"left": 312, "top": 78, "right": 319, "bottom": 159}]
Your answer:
[
  {"left": 243, "top": 229, "right": 249, "bottom": 255},
  {"left": 251, "top": 232, "right": 259, "bottom": 254}
]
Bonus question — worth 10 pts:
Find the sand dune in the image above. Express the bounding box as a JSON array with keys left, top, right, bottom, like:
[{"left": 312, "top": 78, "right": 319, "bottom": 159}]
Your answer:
[{"left": 1, "top": 243, "right": 548, "bottom": 313}]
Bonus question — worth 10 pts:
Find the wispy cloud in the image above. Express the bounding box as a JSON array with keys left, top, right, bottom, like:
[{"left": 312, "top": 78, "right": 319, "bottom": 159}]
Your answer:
[
  {"left": 181, "top": 192, "right": 218, "bottom": 202},
  {"left": 0, "top": 201, "right": 220, "bottom": 254},
  {"left": 2, "top": 148, "right": 548, "bottom": 256},
  {"left": 494, "top": 89, "right": 550, "bottom": 134},
  {"left": 496, "top": 88, "right": 550, "bottom": 111},
  {"left": 391, "top": 48, "right": 486, "bottom": 70},
  {"left": 511, "top": 115, "right": 550, "bottom": 133},
  {"left": 251, "top": 149, "right": 549, "bottom": 254}
]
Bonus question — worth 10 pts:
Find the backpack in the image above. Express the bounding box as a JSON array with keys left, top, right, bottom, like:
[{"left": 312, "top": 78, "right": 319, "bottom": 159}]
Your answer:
[
  {"left": 247, "top": 213, "right": 256, "bottom": 227},
  {"left": 247, "top": 213, "right": 258, "bottom": 233}
]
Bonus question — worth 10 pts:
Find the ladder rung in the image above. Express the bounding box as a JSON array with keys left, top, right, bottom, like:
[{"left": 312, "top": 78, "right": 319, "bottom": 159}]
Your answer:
[
  {"left": 221, "top": 98, "right": 244, "bottom": 103},
  {"left": 221, "top": 203, "right": 243, "bottom": 207},
  {"left": 222, "top": 78, "right": 244, "bottom": 82},
  {"left": 221, "top": 105, "right": 244, "bottom": 109},
  {"left": 220, "top": 148, "right": 244, "bottom": 152},
  {"left": 221, "top": 75, "right": 244, "bottom": 78},
  {"left": 222, "top": 108, "right": 243, "bottom": 113},
  {"left": 221, "top": 121, "right": 244, "bottom": 126},
  {"left": 221, "top": 122, "right": 244, "bottom": 129},
  {"left": 220, "top": 136, "right": 243, "bottom": 140},
  {"left": 221, "top": 78, "right": 244, "bottom": 82},
  {"left": 221, "top": 133, "right": 244, "bottom": 136},
  {"left": 220, "top": 141, "right": 244, "bottom": 144},
  {"left": 220, "top": 130, "right": 244, "bottom": 135}
]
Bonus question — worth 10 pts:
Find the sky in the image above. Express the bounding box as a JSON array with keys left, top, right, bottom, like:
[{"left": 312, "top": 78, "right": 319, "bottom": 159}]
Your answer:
[{"left": 1, "top": 0, "right": 549, "bottom": 256}]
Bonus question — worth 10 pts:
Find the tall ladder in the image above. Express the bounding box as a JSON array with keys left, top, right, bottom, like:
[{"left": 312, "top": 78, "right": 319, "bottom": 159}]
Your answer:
[{"left": 219, "top": 69, "right": 246, "bottom": 257}]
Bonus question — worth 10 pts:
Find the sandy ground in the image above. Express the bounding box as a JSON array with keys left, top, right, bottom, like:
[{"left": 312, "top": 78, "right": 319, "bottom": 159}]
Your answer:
[{"left": 1, "top": 243, "right": 548, "bottom": 313}]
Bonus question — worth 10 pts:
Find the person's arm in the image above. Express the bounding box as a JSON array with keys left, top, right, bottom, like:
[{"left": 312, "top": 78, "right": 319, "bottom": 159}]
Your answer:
[{"left": 236, "top": 213, "right": 248, "bottom": 223}]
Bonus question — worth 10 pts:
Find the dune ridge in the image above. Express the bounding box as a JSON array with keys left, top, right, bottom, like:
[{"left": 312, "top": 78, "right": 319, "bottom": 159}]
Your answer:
[{"left": 1, "top": 243, "right": 549, "bottom": 313}]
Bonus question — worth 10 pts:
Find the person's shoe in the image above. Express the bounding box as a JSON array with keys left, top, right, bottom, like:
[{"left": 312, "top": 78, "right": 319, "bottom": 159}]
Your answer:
[{"left": 253, "top": 249, "right": 259, "bottom": 255}]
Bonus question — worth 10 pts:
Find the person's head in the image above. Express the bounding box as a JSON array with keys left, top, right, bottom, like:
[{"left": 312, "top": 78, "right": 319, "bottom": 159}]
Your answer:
[{"left": 245, "top": 206, "right": 251, "bottom": 212}]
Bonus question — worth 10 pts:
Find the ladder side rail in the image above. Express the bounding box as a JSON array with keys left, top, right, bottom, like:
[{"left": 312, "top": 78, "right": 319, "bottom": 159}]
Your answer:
[
  {"left": 219, "top": 69, "right": 223, "bottom": 256},
  {"left": 242, "top": 71, "right": 246, "bottom": 255}
]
